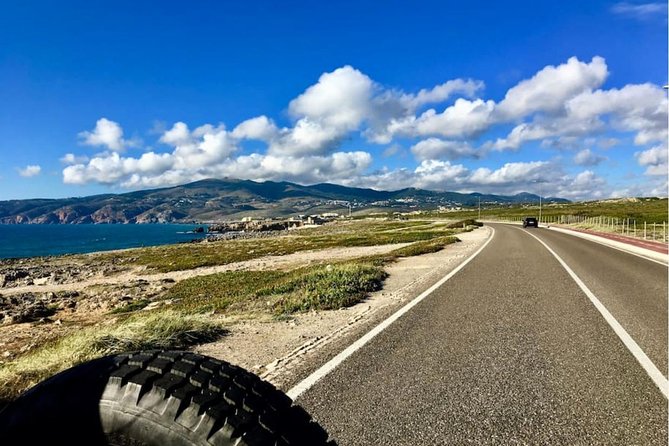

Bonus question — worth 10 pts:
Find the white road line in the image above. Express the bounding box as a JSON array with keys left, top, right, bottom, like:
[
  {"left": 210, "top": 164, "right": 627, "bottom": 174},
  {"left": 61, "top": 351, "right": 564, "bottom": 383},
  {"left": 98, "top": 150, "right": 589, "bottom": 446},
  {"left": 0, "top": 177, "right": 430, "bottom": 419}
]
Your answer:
[
  {"left": 286, "top": 226, "right": 496, "bottom": 401},
  {"left": 545, "top": 226, "right": 668, "bottom": 266},
  {"left": 522, "top": 229, "right": 669, "bottom": 399}
]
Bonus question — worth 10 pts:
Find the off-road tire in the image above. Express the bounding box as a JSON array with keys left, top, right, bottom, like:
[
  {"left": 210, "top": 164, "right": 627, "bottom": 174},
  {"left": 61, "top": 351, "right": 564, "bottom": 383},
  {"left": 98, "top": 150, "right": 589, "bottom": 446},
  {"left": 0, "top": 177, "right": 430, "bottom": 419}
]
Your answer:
[{"left": 0, "top": 350, "right": 334, "bottom": 446}]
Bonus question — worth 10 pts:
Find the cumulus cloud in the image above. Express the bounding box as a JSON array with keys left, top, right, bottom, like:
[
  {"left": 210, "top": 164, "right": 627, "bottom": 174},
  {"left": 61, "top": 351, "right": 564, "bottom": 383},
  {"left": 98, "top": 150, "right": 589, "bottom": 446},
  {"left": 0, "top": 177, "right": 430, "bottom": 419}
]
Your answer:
[
  {"left": 490, "top": 79, "right": 667, "bottom": 152},
  {"left": 574, "top": 149, "right": 607, "bottom": 166},
  {"left": 495, "top": 57, "right": 608, "bottom": 120},
  {"left": 557, "top": 170, "right": 607, "bottom": 199},
  {"left": 399, "top": 79, "right": 484, "bottom": 110},
  {"left": 18, "top": 165, "right": 41, "bottom": 177},
  {"left": 78, "top": 118, "right": 139, "bottom": 152},
  {"left": 410, "top": 138, "right": 480, "bottom": 161},
  {"left": 353, "top": 159, "right": 606, "bottom": 200},
  {"left": 635, "top": 144, "right": 668, "bottom": 175},
  {"left": 60, "top": 58, "right": 666, "bottom": 200},
  {"left": 566, "top": 83, "right": 668, "bottom": 145},
  {"left": 64, "top": 117, "right": 371, "bottom": 188},
  {"left": 231, "top": 116, "right": 278, "bottom": 142}
]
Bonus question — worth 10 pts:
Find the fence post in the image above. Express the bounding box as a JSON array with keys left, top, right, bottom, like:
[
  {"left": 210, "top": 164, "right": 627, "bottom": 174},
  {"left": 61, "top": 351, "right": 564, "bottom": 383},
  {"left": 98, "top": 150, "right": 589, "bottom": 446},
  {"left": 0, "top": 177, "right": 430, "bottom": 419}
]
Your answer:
[
  {"left": 644, "top": 221, "right": 647, "bottom": 239},
  {"left": 664, "top": 222, "right": 667, "bottom": 243}
]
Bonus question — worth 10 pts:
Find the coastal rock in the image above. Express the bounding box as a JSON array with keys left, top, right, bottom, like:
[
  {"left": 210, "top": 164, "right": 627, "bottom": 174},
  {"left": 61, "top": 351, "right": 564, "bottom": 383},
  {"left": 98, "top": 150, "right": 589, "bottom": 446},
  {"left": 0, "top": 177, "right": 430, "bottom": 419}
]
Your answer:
[
  {"left": 0, "top": 270, "right": 29, "bottom": 287},
  {"left": 0, "top": 293, "right": 57, "bottom": 324}
]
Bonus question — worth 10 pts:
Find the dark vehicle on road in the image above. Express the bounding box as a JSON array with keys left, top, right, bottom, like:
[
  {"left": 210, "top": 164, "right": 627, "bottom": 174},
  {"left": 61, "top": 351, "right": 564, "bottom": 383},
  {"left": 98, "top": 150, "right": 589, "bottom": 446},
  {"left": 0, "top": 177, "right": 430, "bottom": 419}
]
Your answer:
[{"left": 523, "top": 217, "right": 538, "bottom": 228}]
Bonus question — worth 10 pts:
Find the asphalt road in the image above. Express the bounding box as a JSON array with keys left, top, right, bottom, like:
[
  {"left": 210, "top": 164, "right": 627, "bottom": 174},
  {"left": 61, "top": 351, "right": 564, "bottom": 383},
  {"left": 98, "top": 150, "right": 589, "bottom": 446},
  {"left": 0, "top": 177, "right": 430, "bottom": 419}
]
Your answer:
[{"left": 297, "top": 223, "right": 668, "bottom": 445}]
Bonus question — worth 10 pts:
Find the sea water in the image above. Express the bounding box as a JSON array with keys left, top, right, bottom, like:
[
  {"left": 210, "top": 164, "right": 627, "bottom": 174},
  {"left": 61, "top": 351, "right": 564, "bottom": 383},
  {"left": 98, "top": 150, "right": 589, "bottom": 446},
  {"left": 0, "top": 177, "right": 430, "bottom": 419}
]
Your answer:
[{"left": 0, "top": 224, "right": 208, "bottom": 259}]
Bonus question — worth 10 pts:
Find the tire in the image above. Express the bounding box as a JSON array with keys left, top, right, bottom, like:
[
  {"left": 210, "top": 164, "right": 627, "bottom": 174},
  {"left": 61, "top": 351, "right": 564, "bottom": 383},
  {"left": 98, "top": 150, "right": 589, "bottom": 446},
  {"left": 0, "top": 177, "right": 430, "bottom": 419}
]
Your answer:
[{"left": 0, "top": 350, "right": 335, "bottom": 446}]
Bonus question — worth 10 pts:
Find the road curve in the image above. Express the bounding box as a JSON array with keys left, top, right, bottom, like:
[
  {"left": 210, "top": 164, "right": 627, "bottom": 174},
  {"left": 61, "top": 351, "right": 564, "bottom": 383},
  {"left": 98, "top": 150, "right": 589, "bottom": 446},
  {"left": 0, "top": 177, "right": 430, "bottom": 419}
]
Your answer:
[{"left": 297, "top": 223, "right": 668, "bottom": 445}]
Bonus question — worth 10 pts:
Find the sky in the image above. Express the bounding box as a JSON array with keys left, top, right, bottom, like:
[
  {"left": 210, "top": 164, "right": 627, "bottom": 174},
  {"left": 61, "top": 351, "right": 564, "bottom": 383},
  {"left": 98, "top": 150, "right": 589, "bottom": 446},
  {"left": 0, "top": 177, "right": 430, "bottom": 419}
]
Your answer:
[{"left": 0, "top": 0, "right": 667, "bottom": 201}]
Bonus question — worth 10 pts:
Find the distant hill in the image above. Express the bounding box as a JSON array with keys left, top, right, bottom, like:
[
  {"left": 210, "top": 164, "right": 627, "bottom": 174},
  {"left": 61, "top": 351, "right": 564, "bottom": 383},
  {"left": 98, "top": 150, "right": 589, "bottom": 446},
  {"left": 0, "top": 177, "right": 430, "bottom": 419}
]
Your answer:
[{"left": 0, "top": 178, "right": 569, "bottom": 224}]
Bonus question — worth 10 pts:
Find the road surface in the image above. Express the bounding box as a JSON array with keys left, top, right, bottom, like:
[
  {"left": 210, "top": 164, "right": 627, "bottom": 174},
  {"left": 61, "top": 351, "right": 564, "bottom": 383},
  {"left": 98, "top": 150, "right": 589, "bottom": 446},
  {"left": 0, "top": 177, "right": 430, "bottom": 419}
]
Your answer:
[{"left": 296, "top": 223, "right": 668, "bottom": 445}]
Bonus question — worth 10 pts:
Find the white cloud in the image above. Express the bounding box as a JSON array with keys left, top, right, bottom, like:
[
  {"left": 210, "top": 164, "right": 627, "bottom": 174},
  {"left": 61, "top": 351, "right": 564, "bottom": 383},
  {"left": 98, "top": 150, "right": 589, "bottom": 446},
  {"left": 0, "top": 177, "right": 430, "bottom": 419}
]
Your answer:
[
  {"left": 78, "top": 118, "right": 139, "bottom": 152},
  {"left": 259, "top": 66, "right": 375, "bottom": 156},
  {"left": 574, "top": 149, "right": 607, "bottom": 166},
  {"left": 386, "top": 98, "right": 495, "bottom": 140},
  {"left": 611, "top": 2, "right": 668, "bottom": 20},
  {"left": 566, "top": 83, "right": 668, "bottom": 145},
  {"left": 410, "top": 138, "right": 480, "bottom": 161},
  {"left": 495, "top": 56, "right": 608, "bottom": 120},
  {"left": 556, "top": 170, "right": 607, "bottom": 199},
  {"left": 399, "top": 79, "right": 484, "bottom": 110},
  {"left": 468, "top": 161, "right": 550, "bottom": 186},
  {"left": 60, "top": 153, "right": 89, "bottom": 165},
  {"left": 635, "top": 144, "right": 668, "bottom": 175},
  {"left": 490, "top": 81, "right": 667, "bottom": 152},
  {"left": 231, "top": 116, "right": 278, "bottom": 141},
  {"left": 159, "top": 121, "right": 191, "bottom": 146},
  {"left": 269, "top": 119, "right": 343, "bottom": 156},
  {"left": 60, "top": 58, "right": 666, "bottom": 200},
  {"left": 18, "top": 165, "right": 41, "bottom": 177},
  {"left": 354, "top": 159, "right": 607, "bottom": 200},
  {"left": 289, "top": 66, "right": 373, "bottom": 130}
]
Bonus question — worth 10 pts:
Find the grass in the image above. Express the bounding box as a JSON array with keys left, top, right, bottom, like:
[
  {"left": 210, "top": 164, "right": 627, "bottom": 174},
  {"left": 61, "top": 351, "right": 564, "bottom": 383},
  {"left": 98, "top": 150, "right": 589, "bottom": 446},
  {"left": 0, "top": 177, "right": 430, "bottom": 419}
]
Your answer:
[
  {"left": 266, "top": 263, "right": 387, "bottom": 314},
  {"left": 97, "top": 219, "right": 463, "bottom": 272},
  {"left": 163, "top": 233, "right": 462, "bottom": 316},
  {"left": 110, "top": 298, "right": 151, "bottom": 314},
  {"left": 389, "top": 235, "right": 459, "bottom": 258},
  {"left": 165, "top": 262, "right": 388, "bottom": 315},
  {"left": 0, "top": 311, "right": 227, "bottom": 400},
  {"left": 0, "top": 219, "right": 475, "bottom": 401},
  {"left": 433, "top": 198, "right": 668, "bottom": 224}
]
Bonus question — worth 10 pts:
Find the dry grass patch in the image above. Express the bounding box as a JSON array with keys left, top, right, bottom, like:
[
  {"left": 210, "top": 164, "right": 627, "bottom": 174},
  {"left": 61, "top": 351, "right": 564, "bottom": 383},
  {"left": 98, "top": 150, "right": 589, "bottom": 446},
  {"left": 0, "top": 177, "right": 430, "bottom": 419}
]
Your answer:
[
  {"left": 165, "top": 262, "right": 387, "bottom": 316},
  {"left": 0, "top": 311, "right": 226, "bottom": 400},
  {"left": 99, "top": 220, "right": 462, "bottom": 272}
]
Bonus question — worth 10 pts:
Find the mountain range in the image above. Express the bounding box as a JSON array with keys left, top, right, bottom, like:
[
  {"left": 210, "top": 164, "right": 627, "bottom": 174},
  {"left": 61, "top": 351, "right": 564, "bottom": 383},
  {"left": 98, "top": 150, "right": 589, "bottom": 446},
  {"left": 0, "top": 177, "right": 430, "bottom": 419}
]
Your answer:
[{"left": 0, "top": 179, "right": 569, "bottom": 224}]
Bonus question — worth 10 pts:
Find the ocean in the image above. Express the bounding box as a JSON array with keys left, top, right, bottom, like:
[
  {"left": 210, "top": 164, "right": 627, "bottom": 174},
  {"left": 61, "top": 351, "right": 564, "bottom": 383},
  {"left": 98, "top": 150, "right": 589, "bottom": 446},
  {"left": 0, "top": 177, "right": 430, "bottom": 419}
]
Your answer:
[{"left": 0, "top": 224, "right": 209, "bottom": 259}]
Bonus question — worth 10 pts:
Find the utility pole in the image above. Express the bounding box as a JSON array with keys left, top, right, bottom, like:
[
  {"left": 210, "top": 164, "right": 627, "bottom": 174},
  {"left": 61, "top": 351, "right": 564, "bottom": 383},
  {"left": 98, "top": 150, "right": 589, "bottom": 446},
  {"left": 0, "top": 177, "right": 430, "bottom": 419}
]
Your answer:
[
  {"left": 539, "top": 194, "right": 542, "bottom": 224},
  {"left": 478, "top": 197, "right": 481, "bottom": 220}
]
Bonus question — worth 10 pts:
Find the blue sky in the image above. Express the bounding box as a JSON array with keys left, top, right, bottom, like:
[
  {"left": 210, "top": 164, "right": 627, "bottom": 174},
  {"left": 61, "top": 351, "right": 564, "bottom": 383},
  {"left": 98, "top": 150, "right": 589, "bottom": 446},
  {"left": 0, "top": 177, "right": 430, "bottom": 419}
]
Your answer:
[{"left": 0, "top": 0, "right": 667, "bottom": 200}]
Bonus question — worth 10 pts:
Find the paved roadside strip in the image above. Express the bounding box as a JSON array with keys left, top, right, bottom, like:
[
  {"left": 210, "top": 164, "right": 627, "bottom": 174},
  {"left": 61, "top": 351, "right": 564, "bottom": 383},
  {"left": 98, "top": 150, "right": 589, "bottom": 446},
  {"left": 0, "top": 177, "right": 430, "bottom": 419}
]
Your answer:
[{"left": 545, "top": 225, "right": 668, "bottom": 264}]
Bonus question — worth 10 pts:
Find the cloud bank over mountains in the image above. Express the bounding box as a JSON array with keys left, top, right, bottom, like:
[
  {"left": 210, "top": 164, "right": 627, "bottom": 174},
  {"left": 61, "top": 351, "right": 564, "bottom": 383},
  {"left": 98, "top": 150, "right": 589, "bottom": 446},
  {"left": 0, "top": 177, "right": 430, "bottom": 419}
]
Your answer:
[{"left": 62, "top": 56, "right": 668, "bottom": 199}]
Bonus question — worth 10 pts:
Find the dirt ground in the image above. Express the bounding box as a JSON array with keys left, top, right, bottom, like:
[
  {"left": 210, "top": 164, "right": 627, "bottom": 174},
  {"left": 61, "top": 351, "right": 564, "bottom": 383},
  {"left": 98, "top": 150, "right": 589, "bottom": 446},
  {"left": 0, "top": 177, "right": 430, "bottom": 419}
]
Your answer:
[{"left": 0, "top": 227, "right": 491, "bottom": 389}]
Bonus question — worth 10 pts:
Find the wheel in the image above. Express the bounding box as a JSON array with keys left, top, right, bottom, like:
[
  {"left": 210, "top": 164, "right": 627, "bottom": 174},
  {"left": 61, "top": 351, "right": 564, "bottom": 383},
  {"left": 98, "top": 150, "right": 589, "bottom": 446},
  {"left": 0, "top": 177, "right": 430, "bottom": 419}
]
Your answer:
[{"left": 0, "top": 350, "right": 335, "bottom": 446}]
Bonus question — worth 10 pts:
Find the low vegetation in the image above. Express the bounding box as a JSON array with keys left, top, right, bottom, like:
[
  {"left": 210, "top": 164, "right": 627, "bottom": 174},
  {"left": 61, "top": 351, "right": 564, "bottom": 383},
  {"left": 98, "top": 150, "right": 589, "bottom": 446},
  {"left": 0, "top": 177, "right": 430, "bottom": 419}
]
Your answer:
[
  {"left": 434, "top": 198, "right": 668, "bottom": 224},
  {"left": 165, "top": 262, "right": 388, "bottom": 315},
  {"left": 0, "top": 219, "right": 475, "bottom": 400},
  {"left": 0, "top": 311, "right": 227, "bottom": 400},
  {"left": 99, "top": 219, "right": 463, "bottom": 272},
  {"left": 389, "top": 235, "right": 458, "bottom": 258}
]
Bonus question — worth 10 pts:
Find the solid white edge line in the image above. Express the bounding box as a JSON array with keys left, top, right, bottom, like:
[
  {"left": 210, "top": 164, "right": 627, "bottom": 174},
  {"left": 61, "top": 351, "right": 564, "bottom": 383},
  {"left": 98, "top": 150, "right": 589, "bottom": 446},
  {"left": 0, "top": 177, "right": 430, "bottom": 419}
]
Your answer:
[
  {"left": 286, "top": 226, "right": 496, "bottom": 401},
  {"left": 546, "top": 226, "right": 668, "bottom": 267},
  {"left": 522, "top": 229, "right": 669, "bottom": 399}
]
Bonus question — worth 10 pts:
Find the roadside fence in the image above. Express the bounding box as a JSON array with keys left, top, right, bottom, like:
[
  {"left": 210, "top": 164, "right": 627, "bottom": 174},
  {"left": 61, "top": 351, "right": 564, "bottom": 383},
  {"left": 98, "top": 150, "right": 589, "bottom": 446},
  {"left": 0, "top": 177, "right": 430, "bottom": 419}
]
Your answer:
[{"left": 498, "top": 215, "right": 668, "bottom": 243}]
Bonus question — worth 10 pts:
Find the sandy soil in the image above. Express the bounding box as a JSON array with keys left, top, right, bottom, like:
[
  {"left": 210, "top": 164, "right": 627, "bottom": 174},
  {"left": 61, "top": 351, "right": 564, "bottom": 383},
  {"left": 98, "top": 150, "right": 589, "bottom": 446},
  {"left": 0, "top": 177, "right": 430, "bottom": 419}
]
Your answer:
[
  {"left": 1, "top": 243, "right": 413, "bottom": 297},
  {"left": 0, "top": 227, "right": 492, "bottom": 388},
  {"left": 195, "top": 226, "right": 491, "bottom": 389}
]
